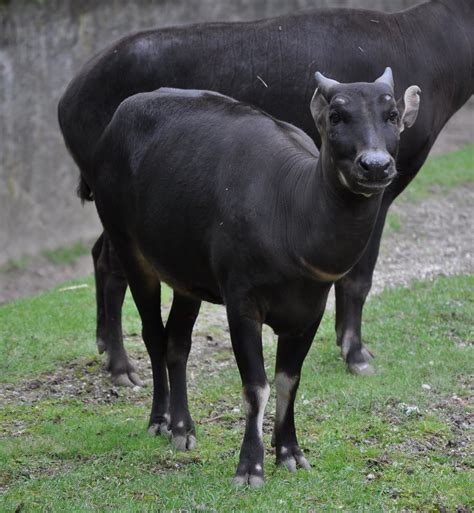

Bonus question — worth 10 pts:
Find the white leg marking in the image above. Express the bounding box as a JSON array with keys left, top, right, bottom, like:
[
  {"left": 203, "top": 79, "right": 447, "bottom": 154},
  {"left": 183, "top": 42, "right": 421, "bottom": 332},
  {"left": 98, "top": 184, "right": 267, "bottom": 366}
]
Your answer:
[
  {"left": 256, "top": 384, "right": 270, "bottom": 437},
  {"left": 341, "top": 329, "right": 357, "bottom": 360},
  {"left": 254, "top": 464, "right": 262, "bottom": 471},
  {"left": 275, "top": 373, "right": 298, "bottom": 426},
  {"left": 280, "top": 446, "right": 288, "bottom": 455},
  {"left": 177, "top": 421, "right": 184, "bottom": 428},
  {"left": 242, "top": 383, "right": 270, "bottom": 438}
]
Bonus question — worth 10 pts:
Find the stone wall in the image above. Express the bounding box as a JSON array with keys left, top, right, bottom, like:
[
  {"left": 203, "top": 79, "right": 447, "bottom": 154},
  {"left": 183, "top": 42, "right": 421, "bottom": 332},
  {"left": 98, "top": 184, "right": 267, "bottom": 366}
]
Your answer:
[{"left": 0, "top": 0, "right": 470, "bottom": 263}]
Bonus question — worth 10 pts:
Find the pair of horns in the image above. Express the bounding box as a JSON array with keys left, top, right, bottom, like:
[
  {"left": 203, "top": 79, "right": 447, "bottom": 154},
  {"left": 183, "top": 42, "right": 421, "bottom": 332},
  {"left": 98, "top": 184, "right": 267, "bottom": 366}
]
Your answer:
[{"left": 315, "top": 67, "right": 394, "bottom": 94}]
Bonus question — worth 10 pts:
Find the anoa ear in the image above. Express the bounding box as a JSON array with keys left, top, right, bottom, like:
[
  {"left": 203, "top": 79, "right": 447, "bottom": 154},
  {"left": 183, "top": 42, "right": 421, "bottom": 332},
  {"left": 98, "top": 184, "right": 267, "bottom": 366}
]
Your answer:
[
  {"left": 311, "top": 71, "right": 340, "bottom": 129},
  {"left": 397, "top": 85, "right": 421, "bottom": 132},
  {"left": 310, "top": 87, "right": 329, "bottom": 128}
]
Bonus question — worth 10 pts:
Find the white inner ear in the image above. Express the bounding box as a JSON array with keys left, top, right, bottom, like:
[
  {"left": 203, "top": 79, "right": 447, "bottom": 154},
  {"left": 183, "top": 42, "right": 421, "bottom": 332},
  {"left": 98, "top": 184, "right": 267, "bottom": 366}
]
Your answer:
[
  {"left": 400, "top": 85, "right": 421, "bottom": 132},
  {"left": 310, "top": 88, "right": 328, "bottom": 124},
  {"left": 310, "top": 87, "right": 320, "bottom": 119}
]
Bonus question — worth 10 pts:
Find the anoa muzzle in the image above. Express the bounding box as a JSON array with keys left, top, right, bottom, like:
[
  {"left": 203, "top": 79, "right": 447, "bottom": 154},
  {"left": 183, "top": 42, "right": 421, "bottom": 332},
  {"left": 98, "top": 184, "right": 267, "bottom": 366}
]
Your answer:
[{"left": 311, "top": 67, "right": 421, "bottom": 197}]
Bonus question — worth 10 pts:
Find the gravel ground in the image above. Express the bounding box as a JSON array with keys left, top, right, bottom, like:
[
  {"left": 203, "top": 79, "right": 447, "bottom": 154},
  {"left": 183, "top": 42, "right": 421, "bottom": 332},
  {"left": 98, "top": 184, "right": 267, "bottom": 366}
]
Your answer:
[{"left": 374, "top": 186, "right": 473, "bottom": 293}]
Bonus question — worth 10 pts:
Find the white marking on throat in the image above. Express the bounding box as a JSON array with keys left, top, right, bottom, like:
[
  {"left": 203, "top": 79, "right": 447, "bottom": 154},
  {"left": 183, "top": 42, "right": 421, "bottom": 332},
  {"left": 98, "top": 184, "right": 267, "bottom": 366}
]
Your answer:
[
  {"left": 300, "top": 257, "right": 348, "bottom": 282},
  {"left": 337, "top": 170, "right": 350, "bottom": 189}
]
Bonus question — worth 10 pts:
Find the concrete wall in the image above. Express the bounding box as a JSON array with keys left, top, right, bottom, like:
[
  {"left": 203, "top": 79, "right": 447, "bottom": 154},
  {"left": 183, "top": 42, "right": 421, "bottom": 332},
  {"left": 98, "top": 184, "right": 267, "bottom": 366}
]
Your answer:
[{"left": 0, "top": 0, "right": 470, "bottom": 264}]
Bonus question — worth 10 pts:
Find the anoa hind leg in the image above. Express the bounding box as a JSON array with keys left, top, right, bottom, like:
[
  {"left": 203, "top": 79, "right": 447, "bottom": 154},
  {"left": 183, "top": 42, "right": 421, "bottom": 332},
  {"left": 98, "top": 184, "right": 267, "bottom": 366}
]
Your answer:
[
  {"left": 111, "top": 244, "right": 171, "bottom": 436},
  {"left": 92, "top": 232, "right": 141, "bottom": 386}
]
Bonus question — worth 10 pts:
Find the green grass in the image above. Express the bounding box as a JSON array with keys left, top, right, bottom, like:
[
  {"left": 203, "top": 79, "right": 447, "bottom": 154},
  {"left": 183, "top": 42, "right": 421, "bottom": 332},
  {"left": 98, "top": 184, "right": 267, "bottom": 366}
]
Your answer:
[
  {"left": 385, "top": 210, "right": 402, "bottom": 233},
  {"left": 0, "top": 276, "right": 172, "bottom": 382},
  {"left": 402, "top": 144, "right": 474, "bottom": 203},
  {"left": 1, "top": 274, "right": 473, "bottom": 511}
]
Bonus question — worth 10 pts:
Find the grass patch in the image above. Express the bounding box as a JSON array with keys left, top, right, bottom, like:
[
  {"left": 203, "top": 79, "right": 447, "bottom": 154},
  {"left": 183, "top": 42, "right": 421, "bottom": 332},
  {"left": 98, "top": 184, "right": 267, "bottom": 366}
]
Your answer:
[
  {"left": 0, "top": 277, "right": 172, "bottom": 382},
  {"left": 1, "top": 240, "right": 91, "bottom": 273},
  {"left": 385, "top": 210, "right": 402, "bottom": 233},
  {"left": 401, "top": 144, "right": 474, "bottom": 203},
  {"left": 1, "top": 274, "right": 473, "bottom": 511},
  {"left": 42, "top": 240, "right": 91, "bottom": 266}
]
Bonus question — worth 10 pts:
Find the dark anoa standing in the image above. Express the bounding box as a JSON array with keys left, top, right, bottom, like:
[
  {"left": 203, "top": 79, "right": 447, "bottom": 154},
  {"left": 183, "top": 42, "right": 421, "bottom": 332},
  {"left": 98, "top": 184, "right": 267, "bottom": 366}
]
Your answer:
[
  {"left": 92, "top": 70, "right": 420, "bottom": 486},
  {"left": 58, "top": 0, "right": 473, "bottom": 385}
]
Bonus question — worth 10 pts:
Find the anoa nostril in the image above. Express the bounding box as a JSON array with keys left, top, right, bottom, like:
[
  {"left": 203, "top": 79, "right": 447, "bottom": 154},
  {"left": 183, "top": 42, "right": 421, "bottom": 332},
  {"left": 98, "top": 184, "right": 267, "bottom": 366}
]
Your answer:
[{"left": 357, "top": 155, "right": 370, "bottom": 171}]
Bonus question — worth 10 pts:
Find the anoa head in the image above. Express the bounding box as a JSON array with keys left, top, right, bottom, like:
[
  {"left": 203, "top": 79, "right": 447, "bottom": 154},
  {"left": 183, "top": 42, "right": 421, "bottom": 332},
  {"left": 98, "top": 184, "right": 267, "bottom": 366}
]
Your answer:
[{"left": 311, "top": 67, "right": 420, "bottom": 196}]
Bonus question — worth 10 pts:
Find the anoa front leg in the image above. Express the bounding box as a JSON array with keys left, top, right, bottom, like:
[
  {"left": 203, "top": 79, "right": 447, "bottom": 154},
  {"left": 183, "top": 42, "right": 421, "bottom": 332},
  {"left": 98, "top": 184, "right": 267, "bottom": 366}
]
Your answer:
[
  {"left": 272, "top": 319, "right": 320, "bottom": 472},
  {"left": 225, "top": 297, "right": 270, "bottom": 488}
]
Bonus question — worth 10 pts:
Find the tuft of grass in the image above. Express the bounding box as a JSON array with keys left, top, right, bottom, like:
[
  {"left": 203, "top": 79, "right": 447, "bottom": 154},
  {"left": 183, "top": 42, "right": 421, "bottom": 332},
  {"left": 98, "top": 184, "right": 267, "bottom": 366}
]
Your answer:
[
  {"left": 385, "top": 210, "right": 402, "bottom": 233},
  {"left": 0, "top": 256, "right": 31, "bottom": 272},
  {"left": 0, "top": 274, "right": 473, "bottom": 511},
  {"left": 42, "top": 241, "right": 91, "bottom": 266},
  {"left": 1, "top": 241, "right": 91, "bottom": 273}
]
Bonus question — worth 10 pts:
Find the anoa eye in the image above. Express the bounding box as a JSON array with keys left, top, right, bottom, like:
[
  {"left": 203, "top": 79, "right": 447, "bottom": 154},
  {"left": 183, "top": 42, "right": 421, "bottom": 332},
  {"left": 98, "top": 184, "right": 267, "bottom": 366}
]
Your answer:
[
  {"left": 329, "top": 112, "right": 342, "bottom": 125},
  {"left": 388, "top": 111, "right": 399, "bottom": 123}
]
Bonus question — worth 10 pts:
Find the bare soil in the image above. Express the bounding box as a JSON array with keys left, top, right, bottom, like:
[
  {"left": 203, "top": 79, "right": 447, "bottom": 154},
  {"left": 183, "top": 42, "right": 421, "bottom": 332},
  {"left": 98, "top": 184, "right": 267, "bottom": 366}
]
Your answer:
[{"left": 0, "top": 252, "right": 93, "bottom": 306}]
